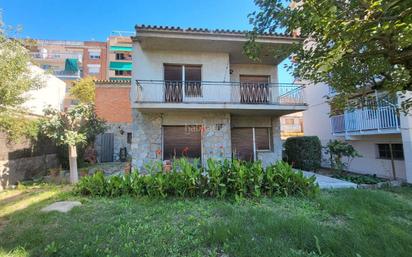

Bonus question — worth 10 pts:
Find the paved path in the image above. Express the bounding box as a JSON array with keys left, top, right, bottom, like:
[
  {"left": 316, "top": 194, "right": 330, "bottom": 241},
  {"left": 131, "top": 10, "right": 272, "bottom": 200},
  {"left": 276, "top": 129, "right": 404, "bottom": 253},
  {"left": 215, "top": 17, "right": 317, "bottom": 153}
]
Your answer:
[{"left": 302, "top": 171, "right": 357, "bottom": 189}]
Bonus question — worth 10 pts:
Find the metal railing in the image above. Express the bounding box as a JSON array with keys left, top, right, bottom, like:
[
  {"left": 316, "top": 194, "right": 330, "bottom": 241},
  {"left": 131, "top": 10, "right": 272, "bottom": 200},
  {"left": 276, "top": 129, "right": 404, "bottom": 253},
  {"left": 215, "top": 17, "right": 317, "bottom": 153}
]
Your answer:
[
  {"left": 331, "top": 105, "right": 400, "bottom": 134},
  {"left": 30, "top": 52, "right": 82, "bottom": 60},
  {"left": 53, "top": 70, "right": 82, "bottom": 79},
  {"left": 135, "top": 80, "right": 305, "bottom": 105}
]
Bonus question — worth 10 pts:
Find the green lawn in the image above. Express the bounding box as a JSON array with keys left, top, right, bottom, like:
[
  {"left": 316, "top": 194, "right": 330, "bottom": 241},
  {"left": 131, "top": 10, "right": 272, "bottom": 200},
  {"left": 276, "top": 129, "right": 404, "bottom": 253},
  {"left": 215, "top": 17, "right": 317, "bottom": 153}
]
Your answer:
[{"left": 1, "top": 185, "right": 412, "bottom": 257}]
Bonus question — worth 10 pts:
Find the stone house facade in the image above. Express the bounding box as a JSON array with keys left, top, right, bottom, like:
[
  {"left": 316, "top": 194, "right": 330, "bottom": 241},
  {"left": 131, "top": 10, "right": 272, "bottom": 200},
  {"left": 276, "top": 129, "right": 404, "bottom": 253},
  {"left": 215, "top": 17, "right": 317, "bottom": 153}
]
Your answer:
[{"left": 130, "top": 25, "right": 307, "bottom": 170}]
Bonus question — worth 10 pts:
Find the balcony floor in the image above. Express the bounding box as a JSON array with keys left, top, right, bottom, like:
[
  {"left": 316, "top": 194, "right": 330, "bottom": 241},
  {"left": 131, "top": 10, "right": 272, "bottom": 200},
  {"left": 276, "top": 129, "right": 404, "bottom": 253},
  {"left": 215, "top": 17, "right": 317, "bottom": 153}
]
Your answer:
[{"left": 132, "top": 102, "right": 307, "bottom": 115}]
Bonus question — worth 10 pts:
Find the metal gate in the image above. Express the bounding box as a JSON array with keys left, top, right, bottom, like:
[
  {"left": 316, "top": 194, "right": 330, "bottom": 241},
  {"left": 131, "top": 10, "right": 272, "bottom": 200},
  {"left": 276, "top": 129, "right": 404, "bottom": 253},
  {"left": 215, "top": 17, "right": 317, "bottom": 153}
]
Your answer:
[{"left": 100, "top": 133, "right": 114, "bottom": 162}]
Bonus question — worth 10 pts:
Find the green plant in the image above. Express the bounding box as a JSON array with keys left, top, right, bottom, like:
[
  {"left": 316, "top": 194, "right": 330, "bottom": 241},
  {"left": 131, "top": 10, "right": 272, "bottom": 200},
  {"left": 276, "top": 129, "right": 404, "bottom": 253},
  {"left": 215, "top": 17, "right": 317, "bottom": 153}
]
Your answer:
[
  {"left": 284, "top": 136, "right": 322, "bottom": 171},
  {"left": 324, "top": 140, "right": 361, "bottom": 172},
  {"left": 74, "top": 159, "right": 319, "bottom": 199},
  {"left": 332, "top": 173, "right": 386, "bottom": 185}
]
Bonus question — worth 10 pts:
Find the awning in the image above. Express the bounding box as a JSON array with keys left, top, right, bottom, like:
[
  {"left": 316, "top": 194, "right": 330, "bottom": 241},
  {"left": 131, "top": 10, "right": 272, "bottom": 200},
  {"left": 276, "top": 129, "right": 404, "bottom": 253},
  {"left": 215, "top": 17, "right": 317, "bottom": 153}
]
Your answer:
[
  {"left": 110, "top": 46, "right": 132, "bottom": 52},
  {"left": 64, "top": 59, "right": 79, "bottom": 73},
  {"left": 109, "top": 62, "right": 132, "bottom": 71}
]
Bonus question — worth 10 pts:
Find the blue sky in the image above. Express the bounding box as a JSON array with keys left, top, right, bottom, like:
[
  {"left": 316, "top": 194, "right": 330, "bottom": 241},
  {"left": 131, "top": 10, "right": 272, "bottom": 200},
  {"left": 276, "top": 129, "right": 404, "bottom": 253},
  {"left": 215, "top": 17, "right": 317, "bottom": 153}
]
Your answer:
[{"left": 0, "top": 0, "right": 293, "bottom": 82}]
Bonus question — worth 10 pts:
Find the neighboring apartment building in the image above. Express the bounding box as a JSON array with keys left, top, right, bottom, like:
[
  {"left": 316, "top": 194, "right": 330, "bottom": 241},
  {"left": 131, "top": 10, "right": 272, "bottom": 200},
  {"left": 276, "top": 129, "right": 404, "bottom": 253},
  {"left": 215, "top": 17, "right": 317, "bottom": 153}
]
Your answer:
[
  {"left": 107, "top": 32, "right": 133, "bottom": 81},
  {"left": 94, "top": 80, "right": 132, "bottom": 162},
  {"left": 280, "top": 112, "right": 304, "bottom": 140},
  {"left": 130, "top": 25, "right": 307, "bottom": 170},
  {"left": 304, "top": 84, "right": 412, "bottom": 183},
  {"left": 27, "top": 39, "right": 107, "bottom": 108}
]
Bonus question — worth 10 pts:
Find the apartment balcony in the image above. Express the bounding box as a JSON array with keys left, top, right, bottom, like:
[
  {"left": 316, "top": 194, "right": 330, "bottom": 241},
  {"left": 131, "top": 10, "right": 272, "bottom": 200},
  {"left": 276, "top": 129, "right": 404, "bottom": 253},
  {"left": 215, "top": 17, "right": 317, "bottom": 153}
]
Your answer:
[
  {"left": 53, "top": 70, "right": 82, "bottom": 80},
  {"left": 133, "top": 80, "right": 307, "bottom": 115},
  {"left": 331, "top": 105, "right": 400, "bottom": 136},
  {"left": 31, "top": 52, "right": 82, "bottom": 60}
]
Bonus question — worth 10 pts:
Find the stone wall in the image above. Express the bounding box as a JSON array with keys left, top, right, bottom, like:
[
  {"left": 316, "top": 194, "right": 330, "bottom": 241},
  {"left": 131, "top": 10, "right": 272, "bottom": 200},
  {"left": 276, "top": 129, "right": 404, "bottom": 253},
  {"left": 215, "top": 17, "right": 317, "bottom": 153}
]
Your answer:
[
  {"left": 132, "top": 111, "right": 232, "bottom": 170},
  {"left": 0, "top": 132, "right": 59, "bottom": 190}
]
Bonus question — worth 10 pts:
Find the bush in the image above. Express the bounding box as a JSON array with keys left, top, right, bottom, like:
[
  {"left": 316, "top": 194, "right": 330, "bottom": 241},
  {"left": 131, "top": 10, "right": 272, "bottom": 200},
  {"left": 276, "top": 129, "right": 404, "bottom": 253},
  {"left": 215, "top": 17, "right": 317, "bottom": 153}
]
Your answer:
[
  {"left": 74, "top": 159, "right": 319, "bottom": 198},
  {"left": 284, "top": 136, "right": 322, "bottom": 171}
]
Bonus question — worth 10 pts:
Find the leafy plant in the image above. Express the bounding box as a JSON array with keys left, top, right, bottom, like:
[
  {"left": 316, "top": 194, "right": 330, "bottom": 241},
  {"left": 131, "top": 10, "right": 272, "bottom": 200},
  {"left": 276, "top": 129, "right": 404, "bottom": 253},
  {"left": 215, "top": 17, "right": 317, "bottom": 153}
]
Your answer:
[
  {"left": 69, "top": 76, "right": 96, "bottom": 104},
  {"left": 324, "top": 140, "right": 361, "bottom": 172},
  {"left": 74, "top": 159, "right": 319, "bottom": 198}
]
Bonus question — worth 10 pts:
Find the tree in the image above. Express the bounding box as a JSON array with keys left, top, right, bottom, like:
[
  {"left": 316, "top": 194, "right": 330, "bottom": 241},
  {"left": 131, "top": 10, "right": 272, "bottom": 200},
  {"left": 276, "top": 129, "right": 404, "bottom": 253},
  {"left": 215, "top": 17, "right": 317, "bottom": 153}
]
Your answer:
[
  {"left": 40, "top": 104, "right": 106, "bottom": 183},
  {"left": 69, "top": 76, "right": 96, "bottom": 104},
  {"left": 0, "top": 14, "right": 42, "bottom": 140},
  {"left": 247, "top": 0, "right": 412, "bottom": 110}
]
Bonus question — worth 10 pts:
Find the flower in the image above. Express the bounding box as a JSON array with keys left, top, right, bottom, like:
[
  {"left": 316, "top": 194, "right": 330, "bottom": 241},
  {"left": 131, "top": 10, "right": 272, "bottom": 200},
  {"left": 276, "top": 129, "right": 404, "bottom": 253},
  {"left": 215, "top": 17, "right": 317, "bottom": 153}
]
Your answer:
[
  {"left": 155, "top": 149, "right": 161, "bottom": 156},
  {"left": 182, "top": 147, "right": 189, "bottom": 156}
]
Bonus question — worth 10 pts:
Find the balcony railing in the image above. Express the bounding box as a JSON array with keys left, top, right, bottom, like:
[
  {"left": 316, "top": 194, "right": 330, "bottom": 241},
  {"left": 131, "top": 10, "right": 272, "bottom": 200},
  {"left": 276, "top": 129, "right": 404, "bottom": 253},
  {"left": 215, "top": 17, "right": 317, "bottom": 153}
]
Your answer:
[
  {"left": 331, "top": 105, "right": 400, "bottom": 135},
  {"left": 30, "top": 52, "right": 82, "bottom": 60},
  {"left": 53, "top": 70, "right": 82, "bottom": 79},
  {"left": 135, "top": 80, "right": 305, "bottom": 105}
]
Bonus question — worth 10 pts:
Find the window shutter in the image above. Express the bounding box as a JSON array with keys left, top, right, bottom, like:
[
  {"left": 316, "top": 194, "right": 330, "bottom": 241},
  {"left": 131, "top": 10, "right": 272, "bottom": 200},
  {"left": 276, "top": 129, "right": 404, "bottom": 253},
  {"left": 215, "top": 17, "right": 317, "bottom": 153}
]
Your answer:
[
  {"left": 163, "top": 126, "right": 201, "bottom": 160},
  {"left": 231, "top": 128, "right": 253, "bottom": 161},
  {"left": 255, "top": 128, "right": 270, "bottom": 150}
]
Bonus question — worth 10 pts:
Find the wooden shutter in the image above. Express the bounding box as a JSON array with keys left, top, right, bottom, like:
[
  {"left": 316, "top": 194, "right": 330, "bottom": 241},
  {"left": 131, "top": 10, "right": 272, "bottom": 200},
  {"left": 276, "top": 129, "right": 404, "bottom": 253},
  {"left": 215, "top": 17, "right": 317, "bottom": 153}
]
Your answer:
[
  {"left": 255, "top": 128, "right": 270, "bottom": 150},
  {"left": 163, "top": 126, "right": 201, "bottom": 160},
  {"left": 231, "top": 128, "right": 253, "bottom": 161}
]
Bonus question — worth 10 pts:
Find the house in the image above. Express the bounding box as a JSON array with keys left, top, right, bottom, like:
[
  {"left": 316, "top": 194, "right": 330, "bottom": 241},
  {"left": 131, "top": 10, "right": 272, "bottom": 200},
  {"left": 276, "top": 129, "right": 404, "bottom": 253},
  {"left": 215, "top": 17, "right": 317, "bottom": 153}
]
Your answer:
[
  {"left": 107, "top": 33, "right": 133, "bottom": 81},
  {"left": 303, "top": 83, "right": 412, "bottom": 183},
  {"left": 130, "top": 25, "right": 307, "bottom": 170},
  {"left": 280, "top": 112, "right": 303, "bottom": 140},
  {"left": 94, "top": 79, "right": 132, "bottom": 162}
]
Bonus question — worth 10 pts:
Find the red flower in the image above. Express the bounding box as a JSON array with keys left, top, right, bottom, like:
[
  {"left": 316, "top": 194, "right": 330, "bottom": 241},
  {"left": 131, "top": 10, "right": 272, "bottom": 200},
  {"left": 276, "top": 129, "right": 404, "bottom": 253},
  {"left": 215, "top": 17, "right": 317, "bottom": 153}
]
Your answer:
[
  {"left": 155, "top": 149, "right": 161, "bottom": 156},
  {"left": 182, "top": 147, "right": 189, "bottom": 156}
]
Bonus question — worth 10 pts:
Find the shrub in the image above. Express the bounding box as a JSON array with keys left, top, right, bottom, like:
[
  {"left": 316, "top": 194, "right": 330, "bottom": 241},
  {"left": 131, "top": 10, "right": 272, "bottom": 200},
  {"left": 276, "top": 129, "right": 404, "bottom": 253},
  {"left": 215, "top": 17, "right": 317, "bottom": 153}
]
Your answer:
[
  {"left": 74, "top": 159, "right": 319, "bottom": 198},
  {"left": 324, "top": 140, "right": 361, "bottom": 172},
  {"left": 284, "top": 136, "right": 322, "bottom": 171}
]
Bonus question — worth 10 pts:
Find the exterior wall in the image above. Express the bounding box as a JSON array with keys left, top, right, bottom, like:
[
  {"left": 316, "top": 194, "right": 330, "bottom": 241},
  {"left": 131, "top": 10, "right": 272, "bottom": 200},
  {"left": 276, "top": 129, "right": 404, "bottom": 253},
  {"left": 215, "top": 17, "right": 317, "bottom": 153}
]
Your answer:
[
  {"left": 22, "top": 65, "right": 66, "bottom": 115},
  {"left": 230, "top": 64, "right": 278, "bottom": 83},
  {"left": 83, "top": 41, "right": 107, "bottom": 80},
  {"left": 95, "top": 86, "right": 132, "bottom": 123},
  {"left": 303, "top": 83, "right": 407, "bottom": 180}
]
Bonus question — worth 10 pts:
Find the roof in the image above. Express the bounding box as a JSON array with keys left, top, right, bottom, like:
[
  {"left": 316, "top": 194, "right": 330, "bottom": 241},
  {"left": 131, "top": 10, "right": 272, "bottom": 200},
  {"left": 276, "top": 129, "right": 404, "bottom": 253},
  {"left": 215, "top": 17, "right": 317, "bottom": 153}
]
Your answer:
[
  {"left": 134, "top": 24, "right": 296, "bottom": 39},
  {"left": 94, "top": 79, "right": 131, "bottom": 87}
]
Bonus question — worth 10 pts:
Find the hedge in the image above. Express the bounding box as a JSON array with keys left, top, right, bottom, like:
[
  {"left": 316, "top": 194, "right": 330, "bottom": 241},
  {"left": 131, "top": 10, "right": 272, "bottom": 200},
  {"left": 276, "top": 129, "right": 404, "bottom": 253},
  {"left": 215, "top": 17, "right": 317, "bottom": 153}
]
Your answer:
[{"left": 284, "top": 136, "right": 321, "bottom": 171}]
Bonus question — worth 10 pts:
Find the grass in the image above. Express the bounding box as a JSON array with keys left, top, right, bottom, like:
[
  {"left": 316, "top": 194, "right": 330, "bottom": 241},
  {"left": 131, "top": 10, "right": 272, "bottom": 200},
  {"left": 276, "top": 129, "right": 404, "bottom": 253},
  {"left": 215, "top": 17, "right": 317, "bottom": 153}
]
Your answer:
[{"left": 0, "top": 185, "right": 412, "bottom": 257}]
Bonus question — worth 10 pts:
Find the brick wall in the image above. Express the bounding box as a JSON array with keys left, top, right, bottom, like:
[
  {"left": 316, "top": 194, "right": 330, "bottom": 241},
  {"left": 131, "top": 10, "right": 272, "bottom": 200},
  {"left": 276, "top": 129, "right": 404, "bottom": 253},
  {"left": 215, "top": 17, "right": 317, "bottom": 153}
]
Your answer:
[{"left": 95, "top": 86, "right": 132, "bottom": 123}]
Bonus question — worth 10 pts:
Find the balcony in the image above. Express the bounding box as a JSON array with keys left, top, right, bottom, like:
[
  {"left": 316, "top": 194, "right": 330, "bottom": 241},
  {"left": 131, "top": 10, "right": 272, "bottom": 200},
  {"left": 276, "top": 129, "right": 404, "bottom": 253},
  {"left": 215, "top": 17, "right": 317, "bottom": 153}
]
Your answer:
[
  {"left": 133, "top": 80, "right": 306, "bottom": 115},
  {"left": 331, "top": 105, "right": 400, "bottom": 136},
  {"left": 31, "top": 52, "right": 82, "bottom": 60},
  {"left": 53, "top": 70, "right": 81, "bottom": 80}
]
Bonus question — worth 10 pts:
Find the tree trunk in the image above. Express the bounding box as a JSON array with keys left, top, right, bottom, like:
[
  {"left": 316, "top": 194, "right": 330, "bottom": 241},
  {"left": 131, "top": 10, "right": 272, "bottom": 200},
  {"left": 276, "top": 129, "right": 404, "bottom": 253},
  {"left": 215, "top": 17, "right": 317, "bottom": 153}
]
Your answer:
[{"left": 68, "top": 144, "right": 79, "bottom": 184}]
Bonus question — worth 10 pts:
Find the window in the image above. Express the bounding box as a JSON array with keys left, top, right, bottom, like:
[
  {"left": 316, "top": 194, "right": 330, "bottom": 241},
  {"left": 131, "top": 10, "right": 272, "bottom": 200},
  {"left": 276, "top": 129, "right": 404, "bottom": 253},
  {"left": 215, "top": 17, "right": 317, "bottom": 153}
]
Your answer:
[
  {"left": 115, "top": 70, "right": 132, "bottom": 76},
  {"left": 231, "top": 127, "right": 271, "bottom": 161},
  {"left": 377, "top": 144, "right": 404, "bottom": 160},
  {"left": 127, "top": 133, "right": 132, "bottom": 144},
  {"left": 88, "top": 49, "right": 101, "bottom": 59},
  {"left": 285, "top": 118, "right": 295, "bottom": 125},
  {"left": 116, "top": 53, "right": 125, "bottom": 60},
  {"left": 255, "top": 128, "right": 271, "bottom": 151},
  {"left": 115, "top": 53, "right": 131, "bottom": 60},
  {"left": 87, "top": 64, "right": 100, "bottom": 74},
  {"left": 164, "top": 64, "right": 202, "bottom": 102},
  {"left": 163, "top": 126, "right": 201, "bottom": 160},
  {"left": 239, "top": 75, "right": 270, "bottom": 103}
]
